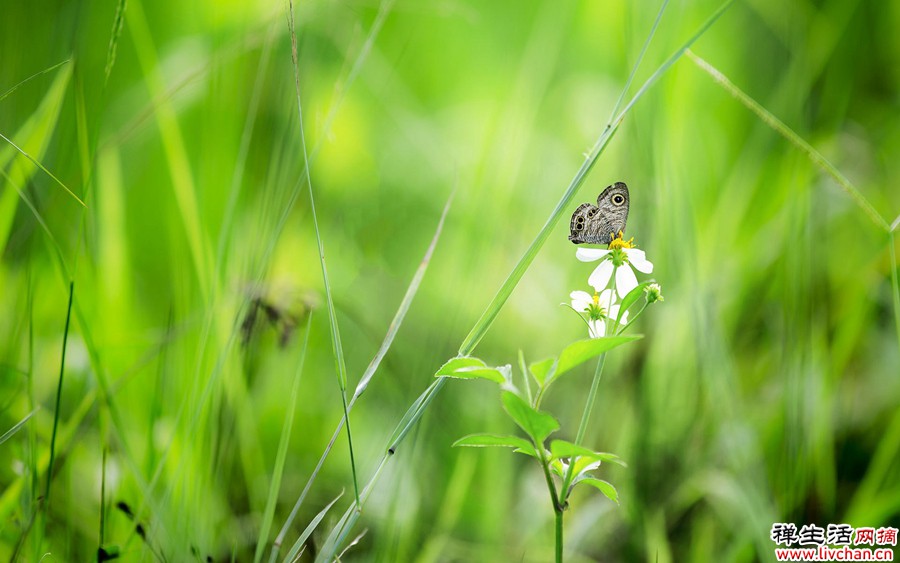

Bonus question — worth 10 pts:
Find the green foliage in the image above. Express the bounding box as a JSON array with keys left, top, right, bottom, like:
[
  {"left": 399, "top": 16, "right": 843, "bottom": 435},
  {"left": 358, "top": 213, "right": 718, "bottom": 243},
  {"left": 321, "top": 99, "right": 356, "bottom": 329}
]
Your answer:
[
  {"left": 501, "top": 391, "right": 560, "bottom": 444},
  {"left": 2, "top": 0, "right": 899, "bottom": 561}
]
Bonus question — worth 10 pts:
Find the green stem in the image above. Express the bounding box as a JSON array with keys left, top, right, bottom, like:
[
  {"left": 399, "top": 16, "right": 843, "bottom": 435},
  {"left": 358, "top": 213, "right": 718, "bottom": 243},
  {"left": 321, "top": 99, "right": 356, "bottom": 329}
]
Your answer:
[
  {"left": 536, "top": 445, "right": 564, "bottom": 561},
  {"left": 560, "top": 355, "right": 606, "bottom": 500},
  {"left": 518, "top": 350, "right": 534, "bottom": 405},
  {"left": 616, "top": 301, "right": 649, "bottom": 335},
  {"left": 555, "top": 509, "right": 564, "bottom": 563}
]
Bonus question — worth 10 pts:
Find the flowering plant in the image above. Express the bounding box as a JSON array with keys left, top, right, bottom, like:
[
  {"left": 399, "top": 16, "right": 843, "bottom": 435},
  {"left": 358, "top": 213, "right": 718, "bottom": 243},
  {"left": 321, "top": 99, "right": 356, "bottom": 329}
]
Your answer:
[{"left": 435, "top": 231, "right": 662, "bottom": 561}]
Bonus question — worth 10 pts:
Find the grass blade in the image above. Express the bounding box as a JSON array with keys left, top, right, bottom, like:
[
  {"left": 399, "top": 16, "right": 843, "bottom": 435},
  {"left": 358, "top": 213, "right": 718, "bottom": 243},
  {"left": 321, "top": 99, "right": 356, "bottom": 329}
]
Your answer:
[
  {"left": 0, "top": 131, "right": 85, "bottom": 207},
  {"left": 45, "top": 281, "right": 74, "bottom": 505},
  {"left": 686, "top": 49, "right": 890, "bottom": 233},
  {"left": 0, "top": 59, "right": 70, "bottom": 103},
  {"left": 282, "top": 491, "right": 344, "bottom": 563},
  {"left": 0, "top": 409, "right": 38, "bottom": 446},
  {"left": 286, "top": 0, "right": 360, "bottom": 506},
  {"left": 269, "top": 188, "right": 454, "bottom": 562},
  {"left": 104, "top": 0, "right": 128, "bottom": 83},
  {"left": 353, "top": 188, "right": 455, "bottom": 400},
  {"left": 253, "top": 314, "right": 313, "bottom": 563},
  {"left": 126, "top": 0, "right": 210, "bottom": 295},
  {"left": 607, "top": 0, "right": 669, "bottom": 123}
]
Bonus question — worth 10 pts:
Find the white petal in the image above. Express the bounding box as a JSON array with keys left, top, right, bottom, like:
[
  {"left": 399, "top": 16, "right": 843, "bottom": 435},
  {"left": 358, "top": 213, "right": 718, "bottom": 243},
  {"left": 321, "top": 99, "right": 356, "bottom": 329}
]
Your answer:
[
  {"left": 615, "top": 265, "right": 638, "bottom": 298},
  {"left": 588, "top": 319, "right": 606, "bottom": 338},
  {"left": 625, "top": 248, "right": 654, "bottom": 274},
  {"left": 576, "top": 248, "right": 611, "bottom": 262},
  {"left": 569, "top": 290, "right": 593, "bottom": 312},
  {"left": 620, "top": 309, "right": 629, "bottom": 324},
  {"left": 597, "top": 289, "right": 617, "bottom": 307},
  {"left": 588, "top": 261, "right": 614, "bottom": 292}
]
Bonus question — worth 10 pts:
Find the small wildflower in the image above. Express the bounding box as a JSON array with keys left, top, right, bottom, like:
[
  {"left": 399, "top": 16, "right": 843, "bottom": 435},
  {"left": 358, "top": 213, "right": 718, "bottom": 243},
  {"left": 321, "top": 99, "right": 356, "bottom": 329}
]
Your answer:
[
  {"left": 644, "top": 283, "right": 664, "bottom": 304},
  {"left": 576, "top": 235, "right": 653, "bottom": 297},
  {"left": 569, "top": 289, "right": 629, "bottom": 338}
]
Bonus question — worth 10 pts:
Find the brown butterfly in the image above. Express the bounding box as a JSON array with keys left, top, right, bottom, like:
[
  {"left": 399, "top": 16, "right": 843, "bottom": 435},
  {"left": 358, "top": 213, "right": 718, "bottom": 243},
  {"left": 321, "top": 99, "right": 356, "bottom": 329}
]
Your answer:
[{"left": 568, "top": 182, "right": 629, "bottom": 244}]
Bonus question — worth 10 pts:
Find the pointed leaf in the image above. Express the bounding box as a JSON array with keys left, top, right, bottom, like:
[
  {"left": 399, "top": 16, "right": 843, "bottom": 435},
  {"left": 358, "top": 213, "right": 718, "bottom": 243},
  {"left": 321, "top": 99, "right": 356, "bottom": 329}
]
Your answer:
[
  {"left": 579, "top": 478, "right": 619, "bottom": 505},
  {"left": 529, "top": 357, "right": 555, "bottom": 387},
  {"left": 452, "top": 433, "right": 533, "bottom": 451},
  {"left": 283, "top": 491, "right": 344, "bottom": 562},
  {"left": 435, "top": 356, "right": 486, "bottom": 376},
  {"left": 615, "top": 280, "right": 654, "bottom": 326},
  {"left": 550, "top": 439, "right": 599, "bottom": 460},
  {"left": 501, "top": 391, "right": 559, "bottom": 444},
  {"left": 552, "top": 336, "right": 642, "bottom": 383},
  {"left": 513, "top": 445, "right": 540, "bottom": 458},
  {"left": 443, "top": 366, "right": 505, "bottom": 383}
]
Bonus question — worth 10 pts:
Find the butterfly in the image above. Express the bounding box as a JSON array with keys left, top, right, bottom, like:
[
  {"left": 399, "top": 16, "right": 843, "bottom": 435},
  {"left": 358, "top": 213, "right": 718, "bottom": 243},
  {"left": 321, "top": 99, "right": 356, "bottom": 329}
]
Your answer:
[{"left": 568, "top": 182, "right": 629, "bottom": 245}]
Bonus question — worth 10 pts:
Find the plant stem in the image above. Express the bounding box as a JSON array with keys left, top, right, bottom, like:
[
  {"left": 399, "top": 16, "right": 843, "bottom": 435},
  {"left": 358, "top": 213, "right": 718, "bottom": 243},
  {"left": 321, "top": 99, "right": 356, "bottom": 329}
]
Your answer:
[
  {"left": 560, "top": 354, "right": 606, "bottom": 501},
  {"left": 537, "top": 449, "right": 564, "bottom": 562},
  {"left": 555, "top": 509, "right": 564, "bottom": 563}
]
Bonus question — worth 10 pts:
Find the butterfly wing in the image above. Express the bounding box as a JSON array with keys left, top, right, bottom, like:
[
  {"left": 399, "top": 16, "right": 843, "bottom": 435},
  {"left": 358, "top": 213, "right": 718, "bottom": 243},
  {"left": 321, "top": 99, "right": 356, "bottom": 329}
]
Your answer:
[
  {"left": 568, "top": 203, "right": 597, "bottom": 243},
  {"left": 569, "top": 182, "right": 630, "bottom": 245},
  {"left": 593, "top": 182, "right": 629, "bottom": 242}
]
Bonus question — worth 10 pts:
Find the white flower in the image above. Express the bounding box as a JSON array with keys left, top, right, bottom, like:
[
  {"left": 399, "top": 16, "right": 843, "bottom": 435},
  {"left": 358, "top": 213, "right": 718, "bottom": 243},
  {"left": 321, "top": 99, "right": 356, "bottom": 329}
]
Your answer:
[
  {"left": 576, "top": 247, "right": 653, "bottom": 298},
  {"left": 568, "top": 289, "right": 629, "bottom": 338}
]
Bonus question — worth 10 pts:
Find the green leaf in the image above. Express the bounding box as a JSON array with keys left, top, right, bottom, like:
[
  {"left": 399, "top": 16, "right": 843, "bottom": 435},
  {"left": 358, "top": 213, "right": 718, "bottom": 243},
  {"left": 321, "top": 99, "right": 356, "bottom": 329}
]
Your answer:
[
  {"left": 593, "top": 453, "right": 627, "bottom": 468},
  {"left": 529, "top": 357, "right": 555, "bottom": 387},
  {"left": 452, "top": 433, "right": 533, "bottom": 451},
  {"left": 571, "top": 453, "right": 628, "bottom": 476},
  {"left": 0, "top": 62, "right": 73, "bottom": 252},
  {"left": 551, "top": 336, "right": 643, "bottom": 384},
  {"left": 513, "top": 445, "right": 540, "bottom": 458},
  {"left": 435, "top": 357, "right": 509, "bottom": 384},
  {"left": 579, "top": 478, "right": 619, "bottom": 505},
  {"left": 550, "top": 439, "right": 599, "bottom": 460},
  {"left": 434, "top": 356, "right": 486, "bottom": 376},
  {"left": 550, "top": 459, "right": 566, "bottom": 478},
  {"left": 615, "top": 280, "right": 654, "bottom": 326},
  {"left": 444, "top": 366, "right": 505, "bottom": 383},
  {"left": 501, "top": 391, "right": 559, "bottom": 444}
]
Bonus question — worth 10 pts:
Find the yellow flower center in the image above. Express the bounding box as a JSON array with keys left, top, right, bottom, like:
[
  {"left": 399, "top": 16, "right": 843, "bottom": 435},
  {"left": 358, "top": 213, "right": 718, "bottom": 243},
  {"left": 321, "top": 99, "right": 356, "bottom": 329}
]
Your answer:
[
  {"left": 592, "top": 293, "right": 600, "bottom": 306},
  {"left": 608, "top": 231, "right": 635, "bottom": 250}
]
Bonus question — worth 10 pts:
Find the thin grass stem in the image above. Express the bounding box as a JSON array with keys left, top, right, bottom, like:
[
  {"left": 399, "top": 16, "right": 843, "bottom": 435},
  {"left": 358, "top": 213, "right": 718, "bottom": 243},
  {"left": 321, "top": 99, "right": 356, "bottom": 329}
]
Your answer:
[
  {"left": 286, "top": 0, "right": 360, "bottom": 504},
  {"left": 686, "top": 49, "right": 890, "bottom": 233},
  {"left": 45, "top": 281, "right": 74, "bottom": 505}
]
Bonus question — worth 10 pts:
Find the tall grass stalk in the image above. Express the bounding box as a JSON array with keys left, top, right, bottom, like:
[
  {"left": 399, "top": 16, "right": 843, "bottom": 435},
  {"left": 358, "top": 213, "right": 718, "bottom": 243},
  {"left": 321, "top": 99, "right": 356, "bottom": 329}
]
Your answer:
[
  {"left": 316, "top": 2, "right": 736, "bottom": 558},
  {"left": 285, "top": 0, "right": 360, "bottom": 506},
  {"left": 44, "top": 280, "right": 74, "bottom": 505}
]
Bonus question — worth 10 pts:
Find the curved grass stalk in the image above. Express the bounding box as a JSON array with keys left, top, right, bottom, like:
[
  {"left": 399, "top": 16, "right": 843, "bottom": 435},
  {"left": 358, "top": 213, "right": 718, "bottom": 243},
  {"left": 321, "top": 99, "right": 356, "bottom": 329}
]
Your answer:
[{"left": 686, "top": 49, "right": 890, "bottom": 233}]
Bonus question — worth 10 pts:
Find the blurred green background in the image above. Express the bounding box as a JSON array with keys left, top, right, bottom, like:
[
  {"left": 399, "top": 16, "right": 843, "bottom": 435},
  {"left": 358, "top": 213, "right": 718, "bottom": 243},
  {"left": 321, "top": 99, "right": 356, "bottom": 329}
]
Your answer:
[{"left": 2, "top": 0, "right": 899, "bottom": 560}]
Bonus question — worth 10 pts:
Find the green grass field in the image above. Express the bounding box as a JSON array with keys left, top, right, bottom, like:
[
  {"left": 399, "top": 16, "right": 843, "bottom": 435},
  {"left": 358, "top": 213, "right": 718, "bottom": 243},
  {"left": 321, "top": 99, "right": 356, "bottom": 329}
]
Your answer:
[{"left": 2, "top": 0, "right": 899, "bottom": 561}]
